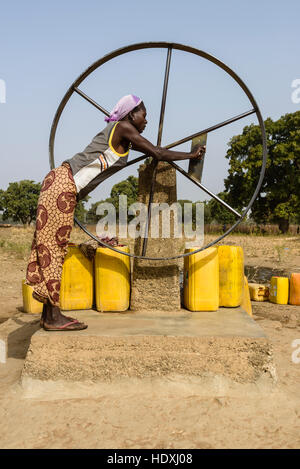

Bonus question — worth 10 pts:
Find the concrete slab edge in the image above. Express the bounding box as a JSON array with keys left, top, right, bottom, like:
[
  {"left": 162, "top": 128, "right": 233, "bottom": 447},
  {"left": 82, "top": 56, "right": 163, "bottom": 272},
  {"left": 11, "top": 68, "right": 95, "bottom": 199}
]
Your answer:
[{"left": 21, "top": 372, "right": 277, "bottom": 400}]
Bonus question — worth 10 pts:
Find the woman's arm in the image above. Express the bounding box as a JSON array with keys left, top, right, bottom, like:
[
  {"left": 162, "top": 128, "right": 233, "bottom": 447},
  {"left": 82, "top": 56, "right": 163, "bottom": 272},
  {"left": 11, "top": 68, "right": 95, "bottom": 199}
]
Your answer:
[{"left": 118, "top": 121, "right": 205, "bottom": 161}]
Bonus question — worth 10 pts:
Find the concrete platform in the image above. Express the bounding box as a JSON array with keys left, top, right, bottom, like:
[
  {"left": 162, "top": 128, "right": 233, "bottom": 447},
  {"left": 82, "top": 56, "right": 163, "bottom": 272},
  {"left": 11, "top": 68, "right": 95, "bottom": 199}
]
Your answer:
[{"left": 21, "top": 307, "right": 277, "bottom": 396}]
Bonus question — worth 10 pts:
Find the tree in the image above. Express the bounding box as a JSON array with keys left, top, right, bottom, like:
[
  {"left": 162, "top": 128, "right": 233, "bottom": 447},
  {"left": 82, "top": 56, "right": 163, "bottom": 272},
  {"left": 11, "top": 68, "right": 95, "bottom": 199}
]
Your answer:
[
  {"left": 207, "top": 192, "right": 236, "bottom": 225},
  {"left": 86, "top": 200, "right": 108, "bottom": 224},
  {"left": 0, "top": 180, "right": 41, "bottom": 225},
  {"left": 87, "top": 175, "right": 138, "bottom": 223},
  {"left": 225, "top": 111, "right": 300, "bottom": 233},
  {"left": 74, "top": 195, "right": 90, "bottom": 223},
  {"left": 177, "top": 199, "right": 213, "bottom": 227},
  {"left": 109, "top": 175, "right": 138, "bottom": 213},
  {"left": 0, "top": 189, "right": 4, "bottom": 211}
]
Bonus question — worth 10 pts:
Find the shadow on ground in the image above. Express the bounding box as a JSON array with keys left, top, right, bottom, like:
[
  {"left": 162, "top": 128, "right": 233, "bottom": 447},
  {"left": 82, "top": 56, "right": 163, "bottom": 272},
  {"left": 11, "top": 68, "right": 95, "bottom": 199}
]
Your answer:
[
  {"left": 245, "top": 265, "right": 288, "bottom": 283},
  {"left": 7, "top": 317, "right": 40, "bottom": 359}
]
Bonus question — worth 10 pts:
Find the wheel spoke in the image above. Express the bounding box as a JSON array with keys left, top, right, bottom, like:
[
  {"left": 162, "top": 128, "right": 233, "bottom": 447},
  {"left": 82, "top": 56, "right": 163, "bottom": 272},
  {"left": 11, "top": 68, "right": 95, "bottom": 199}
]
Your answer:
[
  {"left": 165, "top": 109, "right": 256, "bottom": 150},
  {"left": 157, "top": 47, "right": 172, "bottom": 146},
  {"left": 73, "top": 87, "right": 110, "bottom": 117},
  {"left": 126, "top": 155, "right": 147, "bottom": 167},
  {"left": 128, "top": 108, "right": 255, "bottom": 163},
  {"left": 168, "top": 161, "right": 241, "bottom": 218},
  {"left": 142, "top": 47, "right": 173, "bottom": 255}
]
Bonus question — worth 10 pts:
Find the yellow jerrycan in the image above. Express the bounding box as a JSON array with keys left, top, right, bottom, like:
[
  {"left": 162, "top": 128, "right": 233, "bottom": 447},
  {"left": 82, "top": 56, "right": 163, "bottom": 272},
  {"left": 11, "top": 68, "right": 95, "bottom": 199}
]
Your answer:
[
  {"left": 241, "top": 276, "right": 252, "bottom": 317},
  {"left": 269, "top": 276, "right": 289, "bottom": 305},
  {"left": 94, "top": 245, "right": 130, "bottom": 312},
  {"left": 22, "top": 280, "right": 43, "bottom": 314},
  {"left": 183, "top": 247, "right": 219, "bottom": 311},
  {"left": 289, "top": 273, "right": 300, "bottom": 305},
  {"left": 248, "top": 283, "right": 269, "bottom": 301},
  {"left": 218, "top": 245, "right": 244, "bottom": 307},
  {"left": 60, "top": 243, "right": 93, "bottom": 311}
]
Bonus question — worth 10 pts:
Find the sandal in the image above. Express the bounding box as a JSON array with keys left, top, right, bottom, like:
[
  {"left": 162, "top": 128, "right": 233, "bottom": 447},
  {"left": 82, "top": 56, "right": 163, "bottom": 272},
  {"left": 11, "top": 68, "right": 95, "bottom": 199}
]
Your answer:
[
  {"left": 40, "top": 308, "right": 77, "bottom": 328},
  {"left": 43, "top": 320, "right": 88, "bottom": 331}
]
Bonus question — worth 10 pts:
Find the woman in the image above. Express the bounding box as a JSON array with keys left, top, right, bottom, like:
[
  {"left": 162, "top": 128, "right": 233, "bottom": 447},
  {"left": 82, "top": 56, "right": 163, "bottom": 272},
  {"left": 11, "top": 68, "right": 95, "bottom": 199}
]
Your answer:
[{"left": 26, "top": 95, "right": 206, "bottom": 331}]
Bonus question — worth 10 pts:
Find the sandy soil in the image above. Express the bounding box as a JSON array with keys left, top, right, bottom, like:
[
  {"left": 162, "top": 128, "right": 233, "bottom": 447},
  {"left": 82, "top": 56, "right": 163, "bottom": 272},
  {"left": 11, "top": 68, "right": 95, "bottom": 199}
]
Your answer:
[{"left": 0, "top": 227, "right": 299, "bottom": 449}]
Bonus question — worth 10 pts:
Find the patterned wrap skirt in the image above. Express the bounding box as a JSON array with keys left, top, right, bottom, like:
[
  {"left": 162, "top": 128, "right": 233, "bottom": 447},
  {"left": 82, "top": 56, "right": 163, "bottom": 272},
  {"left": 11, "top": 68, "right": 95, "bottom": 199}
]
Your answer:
[{"left": 26, "top": 163, "right": 77, "bottom": 306}]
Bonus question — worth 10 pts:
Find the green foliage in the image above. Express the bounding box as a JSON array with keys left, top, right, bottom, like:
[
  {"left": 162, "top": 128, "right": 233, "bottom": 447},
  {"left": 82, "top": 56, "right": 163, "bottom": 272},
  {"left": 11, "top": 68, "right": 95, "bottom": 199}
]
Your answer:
[
  {"left": 207, "top": 192, "right": 236, "bottom": 225},
  {"left": 177, "top": 199, "right": 213, "bottom": 226},
  {"left": 177, "top": 197, "right": 232, "bottom": 226},
  {"left": 0, "top": 180, "right": 90, "bottom": 225},
  {"left": 109, "top": 175, "right": 138, "bottom": 212},
  {"left": 86, "top": 175, "right": 139, "bottom": 223},
  {"left": 86, "top": 200, "right": 108, "bottom": 224},
  {"left": 0, "top": 189, "right": 4, "bottom": 211},
  {"left": 225, "top": 111, "right": 300, "bottom": 233},
  {"left": 74, "top": 195, "right": 90, "bottom": 222},
  {"left": 0, "top": 180, "right": 41, "bottom": 225},
  {"left": 176, "top": 199, "right": 190, "bottom": 230},
  {"left": 202, "top": 200, "right": 213, "bottom": 224},
  {"left": 177, "top": 199, "right": 196, "bottom": 225}
]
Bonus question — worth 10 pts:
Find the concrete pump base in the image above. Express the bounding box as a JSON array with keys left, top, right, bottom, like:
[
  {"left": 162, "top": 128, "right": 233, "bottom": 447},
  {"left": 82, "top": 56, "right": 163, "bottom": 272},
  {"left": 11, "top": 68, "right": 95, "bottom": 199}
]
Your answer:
[{"left": 21, "top": 307, "right": 277, "bottom": 398}]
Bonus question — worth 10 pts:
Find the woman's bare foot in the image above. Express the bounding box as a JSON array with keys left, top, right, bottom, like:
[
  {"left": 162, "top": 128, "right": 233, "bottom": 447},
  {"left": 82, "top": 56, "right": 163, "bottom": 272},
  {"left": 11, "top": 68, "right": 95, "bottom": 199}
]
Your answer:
[
  {"left": 42, "top": 301, "right": 88, "bottom": 331},
  {"left": 40, "top": 304, "right": 76, "bottom": 328}
]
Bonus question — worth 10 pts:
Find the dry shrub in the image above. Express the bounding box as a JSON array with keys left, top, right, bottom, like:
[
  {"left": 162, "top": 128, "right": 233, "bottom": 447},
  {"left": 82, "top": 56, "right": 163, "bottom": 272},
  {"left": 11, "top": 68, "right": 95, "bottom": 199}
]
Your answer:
[{"left": 204, "top": 223, "right": 299, "bottom": 235}]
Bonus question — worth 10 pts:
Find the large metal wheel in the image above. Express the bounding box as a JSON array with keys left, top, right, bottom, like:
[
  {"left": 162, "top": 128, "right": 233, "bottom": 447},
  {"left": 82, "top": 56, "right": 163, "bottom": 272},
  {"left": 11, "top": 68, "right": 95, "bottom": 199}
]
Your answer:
[{"left": 49, "top": 42, "right": 267, "bottom": 261}]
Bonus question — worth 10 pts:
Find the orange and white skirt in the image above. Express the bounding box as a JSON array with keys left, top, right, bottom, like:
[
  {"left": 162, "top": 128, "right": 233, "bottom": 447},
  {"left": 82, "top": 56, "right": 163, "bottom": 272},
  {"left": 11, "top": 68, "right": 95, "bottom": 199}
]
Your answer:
[{"left": 26, "top": 163, "right": 77, "bottom": 306}]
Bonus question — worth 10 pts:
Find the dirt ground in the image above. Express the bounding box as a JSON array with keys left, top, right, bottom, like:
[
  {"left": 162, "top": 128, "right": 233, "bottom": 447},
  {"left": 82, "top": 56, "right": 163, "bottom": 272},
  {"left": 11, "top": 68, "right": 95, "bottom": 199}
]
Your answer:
[{"left": 0, "top": 227, "right": 299, "bottom": 449}]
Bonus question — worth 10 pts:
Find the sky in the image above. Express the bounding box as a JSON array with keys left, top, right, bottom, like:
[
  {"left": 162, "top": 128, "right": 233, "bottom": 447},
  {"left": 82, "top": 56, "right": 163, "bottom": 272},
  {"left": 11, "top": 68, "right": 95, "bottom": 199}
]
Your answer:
[{"left": 0, "top": 0, "right": 299, "bottom": 208}]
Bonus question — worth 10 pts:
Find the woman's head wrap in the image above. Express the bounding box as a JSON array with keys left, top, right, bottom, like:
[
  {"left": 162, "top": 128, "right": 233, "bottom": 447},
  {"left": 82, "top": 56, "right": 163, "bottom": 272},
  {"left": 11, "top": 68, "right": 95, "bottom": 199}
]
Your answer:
[{"left": 105, "top": 94, "right": 142, "bottom": 122}]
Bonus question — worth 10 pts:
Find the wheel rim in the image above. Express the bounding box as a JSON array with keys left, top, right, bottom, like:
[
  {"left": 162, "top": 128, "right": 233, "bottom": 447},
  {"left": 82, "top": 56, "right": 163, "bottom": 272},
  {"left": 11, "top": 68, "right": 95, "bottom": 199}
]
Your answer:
[{"left": 49, "top": 42, "right": 267, "bottom": 261}]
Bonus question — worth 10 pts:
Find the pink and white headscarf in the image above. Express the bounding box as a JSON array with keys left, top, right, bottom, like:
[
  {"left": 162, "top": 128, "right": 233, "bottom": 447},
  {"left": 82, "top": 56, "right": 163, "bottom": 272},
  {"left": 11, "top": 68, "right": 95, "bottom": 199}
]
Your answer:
[{"left": 105, "top": 94, "right": 142, "bottom": 122}]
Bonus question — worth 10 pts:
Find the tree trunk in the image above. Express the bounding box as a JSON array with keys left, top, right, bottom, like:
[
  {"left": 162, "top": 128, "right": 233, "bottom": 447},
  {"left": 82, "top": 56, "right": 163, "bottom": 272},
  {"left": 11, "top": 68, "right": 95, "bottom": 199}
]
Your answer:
[{"left": 278, "top": 218, "right": 289, "bottom": 233}]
